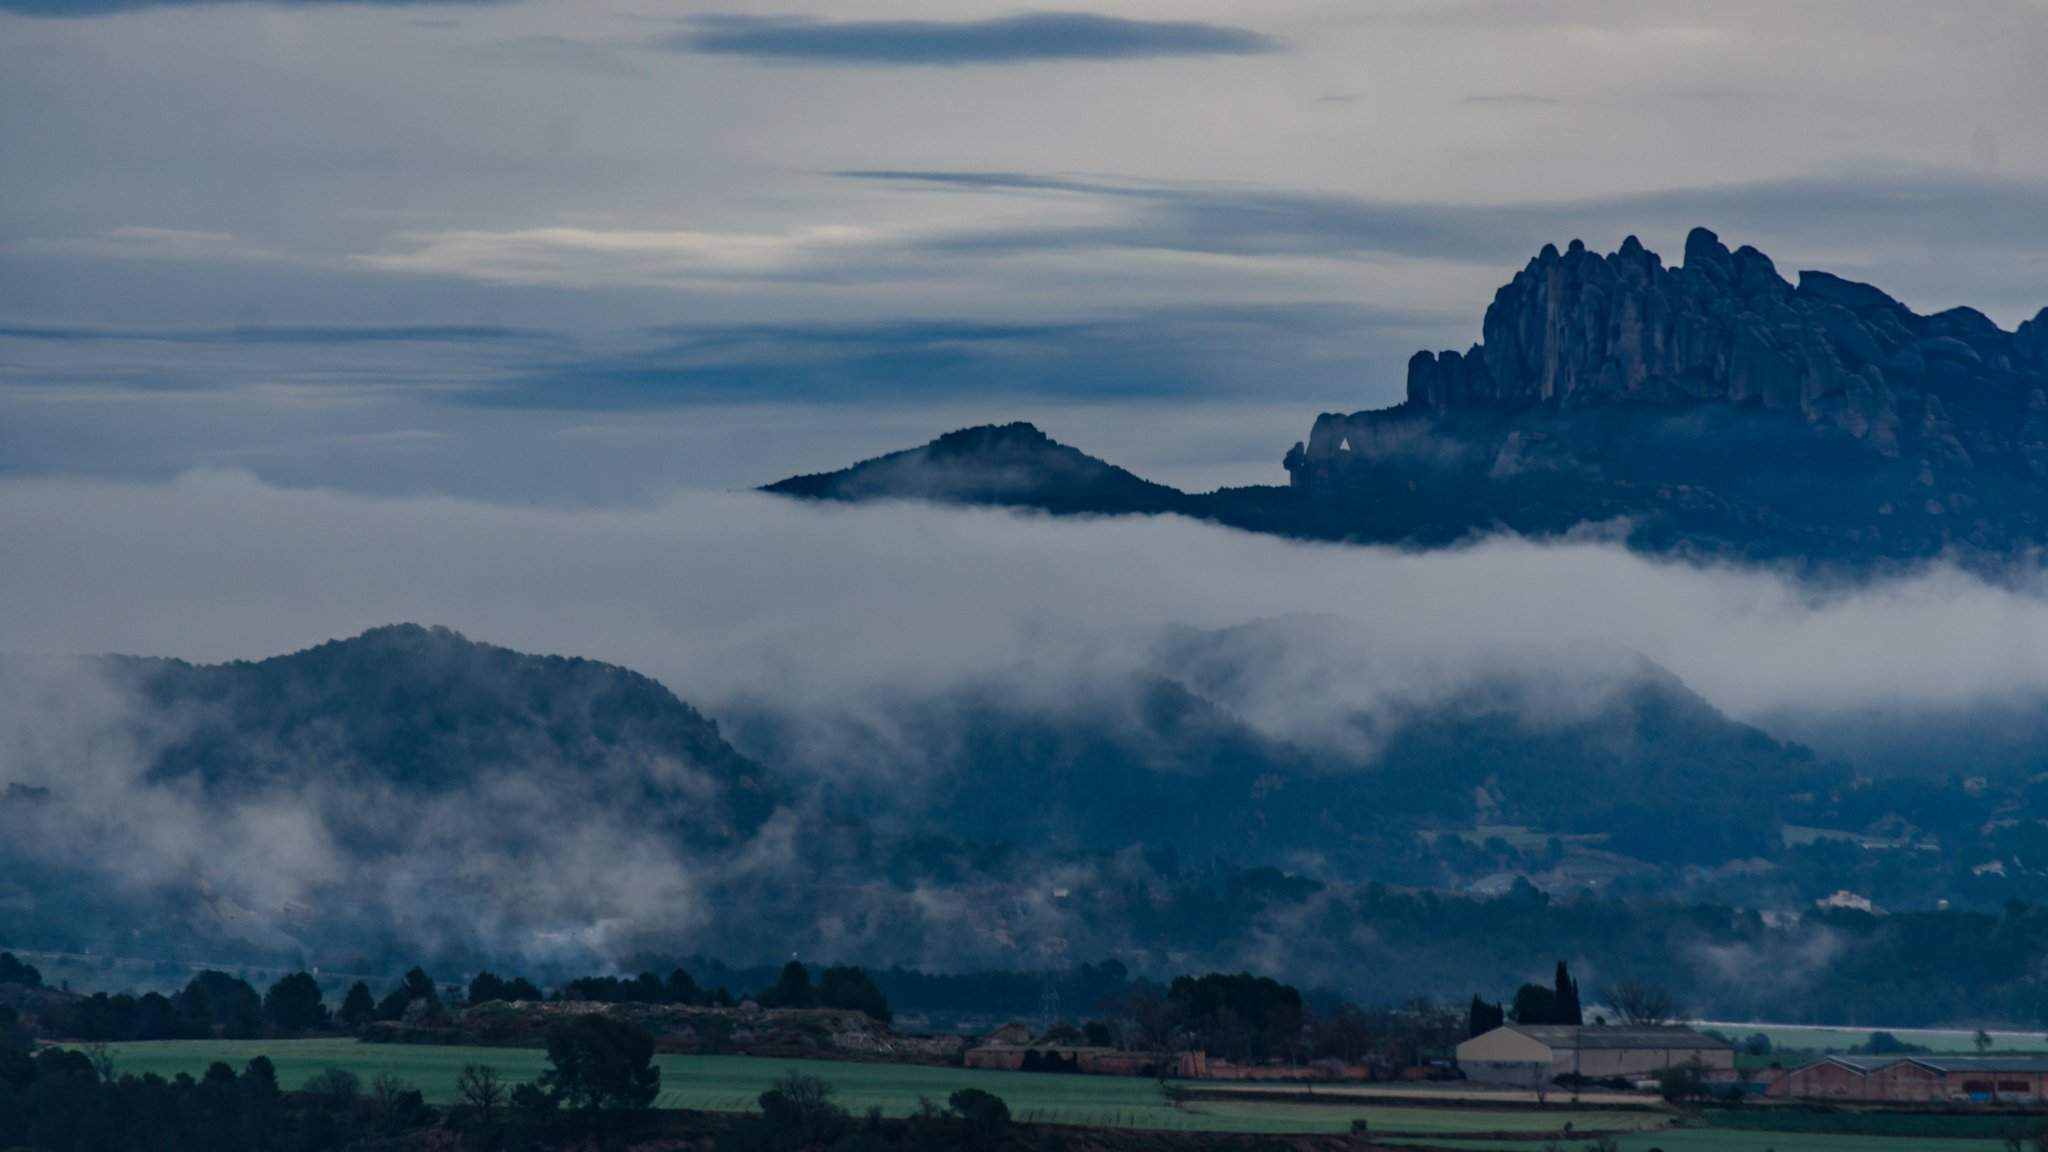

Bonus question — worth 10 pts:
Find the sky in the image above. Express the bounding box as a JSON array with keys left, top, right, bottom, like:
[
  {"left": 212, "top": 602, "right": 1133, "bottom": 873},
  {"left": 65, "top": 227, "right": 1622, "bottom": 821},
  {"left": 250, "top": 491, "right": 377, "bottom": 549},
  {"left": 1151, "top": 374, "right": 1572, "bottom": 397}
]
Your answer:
[
  {"left": 6, "top": 2, "right": 2048, "bottom": 965},
  {"left": 3, "top": 0, "right": 2047, "bottom": 498}
]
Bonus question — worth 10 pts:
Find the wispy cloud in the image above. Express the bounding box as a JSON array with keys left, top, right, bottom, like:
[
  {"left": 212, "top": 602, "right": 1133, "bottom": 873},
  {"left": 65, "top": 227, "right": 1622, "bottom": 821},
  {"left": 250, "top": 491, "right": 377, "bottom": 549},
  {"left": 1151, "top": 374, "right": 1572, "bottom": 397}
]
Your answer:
[
  {"left": 354, "top": 224, "right": 882, "bottom": 287},
  {"left": 468, "top": 306, "right": 1431, "bottom": 408},
  {"left": 832, "top": 167, "right": 2048, "bottom": 321},
  {"left": 669, "top": 12, "right": 1279, "bottom": 66},
  {"left": 1, "top": 0, "right": 505, "bottom": 14},
  {"left": 27, "top": 226, "right": 290, "bottom": 264},
  {"left": 0, "top": 323, "right": 542, "bottom": 346}
]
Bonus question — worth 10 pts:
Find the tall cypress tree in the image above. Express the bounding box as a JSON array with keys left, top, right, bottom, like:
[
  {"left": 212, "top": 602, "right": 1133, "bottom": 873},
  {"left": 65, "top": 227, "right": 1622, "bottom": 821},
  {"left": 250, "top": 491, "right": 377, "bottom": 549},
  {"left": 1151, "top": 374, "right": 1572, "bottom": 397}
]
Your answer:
[{"left": 1553, "top": 961, "right": 1583, "bottom": 1025}]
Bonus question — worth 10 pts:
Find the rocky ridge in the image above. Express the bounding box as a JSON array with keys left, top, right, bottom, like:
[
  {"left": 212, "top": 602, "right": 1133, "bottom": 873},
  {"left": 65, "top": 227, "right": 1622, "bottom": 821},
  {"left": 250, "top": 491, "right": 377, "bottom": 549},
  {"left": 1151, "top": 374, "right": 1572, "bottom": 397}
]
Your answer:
[
  {"left": 766, "top": 229, "right": 2048, "bottom": 564},
  {"left": 1289, "top": 227, "right": 2048, "bottom": 488}
]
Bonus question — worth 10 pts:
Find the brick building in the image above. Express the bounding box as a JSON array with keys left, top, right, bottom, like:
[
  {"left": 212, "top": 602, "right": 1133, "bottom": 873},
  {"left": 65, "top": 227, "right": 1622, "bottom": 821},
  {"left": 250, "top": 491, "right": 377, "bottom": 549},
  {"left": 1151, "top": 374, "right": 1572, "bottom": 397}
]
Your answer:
[{"left": 1768, "top": 1055, "right": 2048, "bottom": 1103}]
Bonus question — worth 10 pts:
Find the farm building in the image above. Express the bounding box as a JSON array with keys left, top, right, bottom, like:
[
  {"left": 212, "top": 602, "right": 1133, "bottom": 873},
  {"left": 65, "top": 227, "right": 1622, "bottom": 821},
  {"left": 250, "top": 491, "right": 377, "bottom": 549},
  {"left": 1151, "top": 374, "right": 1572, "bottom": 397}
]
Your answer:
[
  {"left": 1768, "top": 1055, "right": 2048, "bottom": 1103},
  {"left": 1457, "top": 1024, "right": 1735, "bottom": 1086}
]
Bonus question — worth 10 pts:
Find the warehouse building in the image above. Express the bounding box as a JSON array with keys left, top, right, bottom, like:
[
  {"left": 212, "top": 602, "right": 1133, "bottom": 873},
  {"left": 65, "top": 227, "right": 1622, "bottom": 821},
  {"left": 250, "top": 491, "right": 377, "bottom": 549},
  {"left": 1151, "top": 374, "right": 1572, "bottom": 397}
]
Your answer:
[
  {"left": 1456, "top": 1024, "right": 1735, "bottom": 1086},
  {"left": 1768, "top": 1055, "right": 2048, "bottom": 1103}
]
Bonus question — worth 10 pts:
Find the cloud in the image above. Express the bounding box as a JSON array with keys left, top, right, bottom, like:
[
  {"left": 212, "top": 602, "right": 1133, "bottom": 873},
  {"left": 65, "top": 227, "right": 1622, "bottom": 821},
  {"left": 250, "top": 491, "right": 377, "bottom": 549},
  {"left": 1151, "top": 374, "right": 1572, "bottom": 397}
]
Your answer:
[
  {"left": 5, "top": 471, "right": 2048, "bottom": 747},
  {"left": 834, "top": 167, "right": 2048, "bottom": 323},
  {"left": 469, "top": 306, "right": 1431, "bottom": 408},
  {"left": 1, "top": 0, "right": 503, "bottom": 15},
  {"left": 6, "top": 471, "right": 2048, "bottom": 966},
  {"left": 27, "top": 226, "right": 290, "bottom": 264},
  {"left": 670, "top": 12, "right": 1279, "bottom": 66},
  {"left": 844, "top": 166, "right": 2048, "bottom": 265},
  {"left": 354, "top": 224, "right": 882, "bottom": 287},
  {"left": 0, "top": 323, "right": 543, "bottom": 346}
]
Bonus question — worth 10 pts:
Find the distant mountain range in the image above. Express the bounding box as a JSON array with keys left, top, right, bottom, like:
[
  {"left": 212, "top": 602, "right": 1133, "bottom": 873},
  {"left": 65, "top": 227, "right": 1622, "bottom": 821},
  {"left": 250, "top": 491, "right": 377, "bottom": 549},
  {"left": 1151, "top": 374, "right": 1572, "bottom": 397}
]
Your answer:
[
  {"left": 5, "top": 623, "right": 2040, "bottom": 989},
  {"left": 766, "top": 229, "right": 2048, "bottom": 566}
]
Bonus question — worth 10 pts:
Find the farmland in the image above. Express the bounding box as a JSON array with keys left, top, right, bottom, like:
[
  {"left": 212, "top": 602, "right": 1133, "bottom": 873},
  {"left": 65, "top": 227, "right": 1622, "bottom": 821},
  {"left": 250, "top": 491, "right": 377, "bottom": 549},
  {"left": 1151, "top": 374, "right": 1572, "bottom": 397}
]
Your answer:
[
  {"left": 82, "top": 1039, "right": 2018, "bottom": 1149},
  {"left": 89, "top": 1038, "right": 1653, "bottom": 1134}
]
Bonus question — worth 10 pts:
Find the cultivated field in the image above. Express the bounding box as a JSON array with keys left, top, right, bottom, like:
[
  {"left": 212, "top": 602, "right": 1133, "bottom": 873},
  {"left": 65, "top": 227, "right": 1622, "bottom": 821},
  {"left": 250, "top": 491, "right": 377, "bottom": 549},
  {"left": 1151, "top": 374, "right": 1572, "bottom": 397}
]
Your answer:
[
  {"left": 87, "top": 1039, "right": 2019, "bottom": 1149},
  {"left": 94, "top": 1038, "right": 1662, "bottom": 1135}
]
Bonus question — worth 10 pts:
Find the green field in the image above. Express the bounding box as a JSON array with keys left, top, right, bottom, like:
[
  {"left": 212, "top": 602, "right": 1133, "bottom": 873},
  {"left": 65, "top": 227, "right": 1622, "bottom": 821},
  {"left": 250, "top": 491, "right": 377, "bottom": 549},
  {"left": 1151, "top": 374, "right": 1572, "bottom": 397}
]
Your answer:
[
  {"left": 92, "top": 1039, "right": 1663, "bottom": 1135},
  {"left": 1700, "top": 1022, "right": 2048, "bottom": 1056},
  {"left": 84, "top": 1039, "right": 2017, "bottom": 1149}
]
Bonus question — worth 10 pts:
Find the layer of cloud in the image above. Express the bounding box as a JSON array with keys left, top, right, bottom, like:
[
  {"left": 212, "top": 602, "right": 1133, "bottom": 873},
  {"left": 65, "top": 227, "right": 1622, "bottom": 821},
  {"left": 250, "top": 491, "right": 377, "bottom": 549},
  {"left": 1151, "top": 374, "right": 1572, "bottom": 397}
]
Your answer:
[
  {"left": 4, "top": 471, "right": 2047, "bottom": 742},
  {"left": 6, "top": 472, "right": 2048, "bottom": 966},
  {"left": 672, "top": 12, "right": 1279, "bottom": 66}
]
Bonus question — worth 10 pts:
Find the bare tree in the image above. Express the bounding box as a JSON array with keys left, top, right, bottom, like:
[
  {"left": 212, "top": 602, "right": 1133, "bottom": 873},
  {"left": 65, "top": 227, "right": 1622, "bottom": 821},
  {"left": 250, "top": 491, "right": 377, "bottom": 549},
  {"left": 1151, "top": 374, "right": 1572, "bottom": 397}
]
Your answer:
[
  {"left": 457, "top": 1063, "right": 506, "bottom": 1123},
  {"left": 1601, "top": 980, "right": 1676, "bottom": 1026}
]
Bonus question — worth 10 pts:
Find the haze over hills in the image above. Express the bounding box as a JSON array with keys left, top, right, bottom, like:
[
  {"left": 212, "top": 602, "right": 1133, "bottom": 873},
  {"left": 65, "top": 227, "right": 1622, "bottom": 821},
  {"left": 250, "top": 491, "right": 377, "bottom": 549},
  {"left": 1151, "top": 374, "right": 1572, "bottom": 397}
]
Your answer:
[
  {"left": 6, "top": 620, "right": 2045, "bottom": 1020},
  {"left": 766, "top": 228, "right": 2048, "bottom": 566},
  {"left": 0, "top": 626, "right": 782, "bottom": 966}
]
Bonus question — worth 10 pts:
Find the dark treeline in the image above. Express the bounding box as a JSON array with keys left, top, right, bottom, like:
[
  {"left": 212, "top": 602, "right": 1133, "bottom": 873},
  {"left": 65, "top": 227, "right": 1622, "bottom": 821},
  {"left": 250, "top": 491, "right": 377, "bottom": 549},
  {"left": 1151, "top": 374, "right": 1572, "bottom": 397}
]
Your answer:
[
  {"left": 661, "top": 956, "right": 1139, "bottom": 1023},
  {"left": 17, "top": 870, "right": 2048, "bottom": 1030},
  {"left": 2, "top": 1005, "right": 1038, "bottom": 1152},
  {"left": 0, "top": 953, "right": 897, "bottom": 1043}
]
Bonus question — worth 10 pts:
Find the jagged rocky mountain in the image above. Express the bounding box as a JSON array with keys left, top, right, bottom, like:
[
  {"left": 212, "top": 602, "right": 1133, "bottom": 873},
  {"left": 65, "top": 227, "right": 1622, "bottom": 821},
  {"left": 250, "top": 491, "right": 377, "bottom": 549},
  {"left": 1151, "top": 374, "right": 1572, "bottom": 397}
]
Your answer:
[{"left": 767, "top": 229, "right": 2048, "bottom": 565}]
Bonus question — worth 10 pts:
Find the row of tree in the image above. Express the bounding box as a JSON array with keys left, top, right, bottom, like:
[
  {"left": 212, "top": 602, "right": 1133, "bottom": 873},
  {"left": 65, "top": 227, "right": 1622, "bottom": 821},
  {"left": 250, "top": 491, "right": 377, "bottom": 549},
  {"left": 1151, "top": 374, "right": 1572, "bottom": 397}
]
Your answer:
[
  {"left": 1466, "top": 962, "right": 1680, "bottom": 1039},
  {"left": 11, "top": 954, "right": 900, "bottom": 1044}
]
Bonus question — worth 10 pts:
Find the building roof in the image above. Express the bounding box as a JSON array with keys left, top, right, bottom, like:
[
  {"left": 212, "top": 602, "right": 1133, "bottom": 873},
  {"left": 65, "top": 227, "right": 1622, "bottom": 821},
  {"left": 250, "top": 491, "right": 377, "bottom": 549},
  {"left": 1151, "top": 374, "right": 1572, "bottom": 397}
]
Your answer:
[
  {"left": 1795, "top": 1054, "right": 2048, "bottom": 1076},
  {"left": 1912, "top": 1056, "right": 2048, "bottom": 1074},
  {"left": 1507, "top": 1024, "right": 1733, "bottom": 1051}
]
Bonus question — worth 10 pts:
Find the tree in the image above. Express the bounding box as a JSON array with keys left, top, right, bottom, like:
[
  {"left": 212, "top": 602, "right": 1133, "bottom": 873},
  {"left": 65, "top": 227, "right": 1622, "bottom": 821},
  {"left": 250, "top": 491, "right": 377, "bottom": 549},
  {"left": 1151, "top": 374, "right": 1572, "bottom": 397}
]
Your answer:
[
  {"left": 761, "top": 960, "right": 815, "bottom": 1009},
  {"left": 338, "top": 981, "right": 376, "bottom": 1028},
  {"left": 264, "top": 972, "right": 329, "bottom": 1033},
  {"left": 468, "top": 972, "right": 507, "bottom": 1005},
  {"left": 1657, "top": 1059, "right": 1708, "bottom": 1103},
  {"left": 1978, "top": 1028, "right": 1995, "bottom": 1055},
  {"left": 757, "top": 1070, "right": 846, "bottom": 1145},
  {"left": 0, "top": 952, "right": 42, "bottom": 988},
  {"left": 174, "top": 971, "right": 263, "bottom": 1038},
  {"left": 1312, "top": 1001, "right": 1374, "bottom": 1061},
  {"left": 1510, "top": 983, "right": 1560, "bottom": 1026},
  {"left": 1468, "top": 995, "right": 1506, "bottom": 1037},
  {"left": 370, "top": 1072, "right": 431, "bottom": 1135},
  {"left": 538, "top": 1016, "right": 661, "bottom": 1115},
  {"left": 949, "top": 1087, "right": 1010, "bottom": 1140},
  {"left": 1167, "top": 972, "right": 1306, "bottom": 1062},
  {"left": 816, "top": 965, "right": 891, "bottom": 1023},
  {"left": 457, "top": 1063, "right": 505, "bottom": 1123},
  {"left": 1553, "top": 961, "right": 1583, "bottom": 1026},
  {"left": 665, "top": 968, "right": 703, "bottom": 1006},
  {"left": 400, "top": 967, "right": 441, "bottom": 1013},
  {"left": 305, "top": 1067, "right": 361, "bottom": 1105},
  {"left": 1602, "top": 980, "right": 1676, "bottom": 1026}
]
